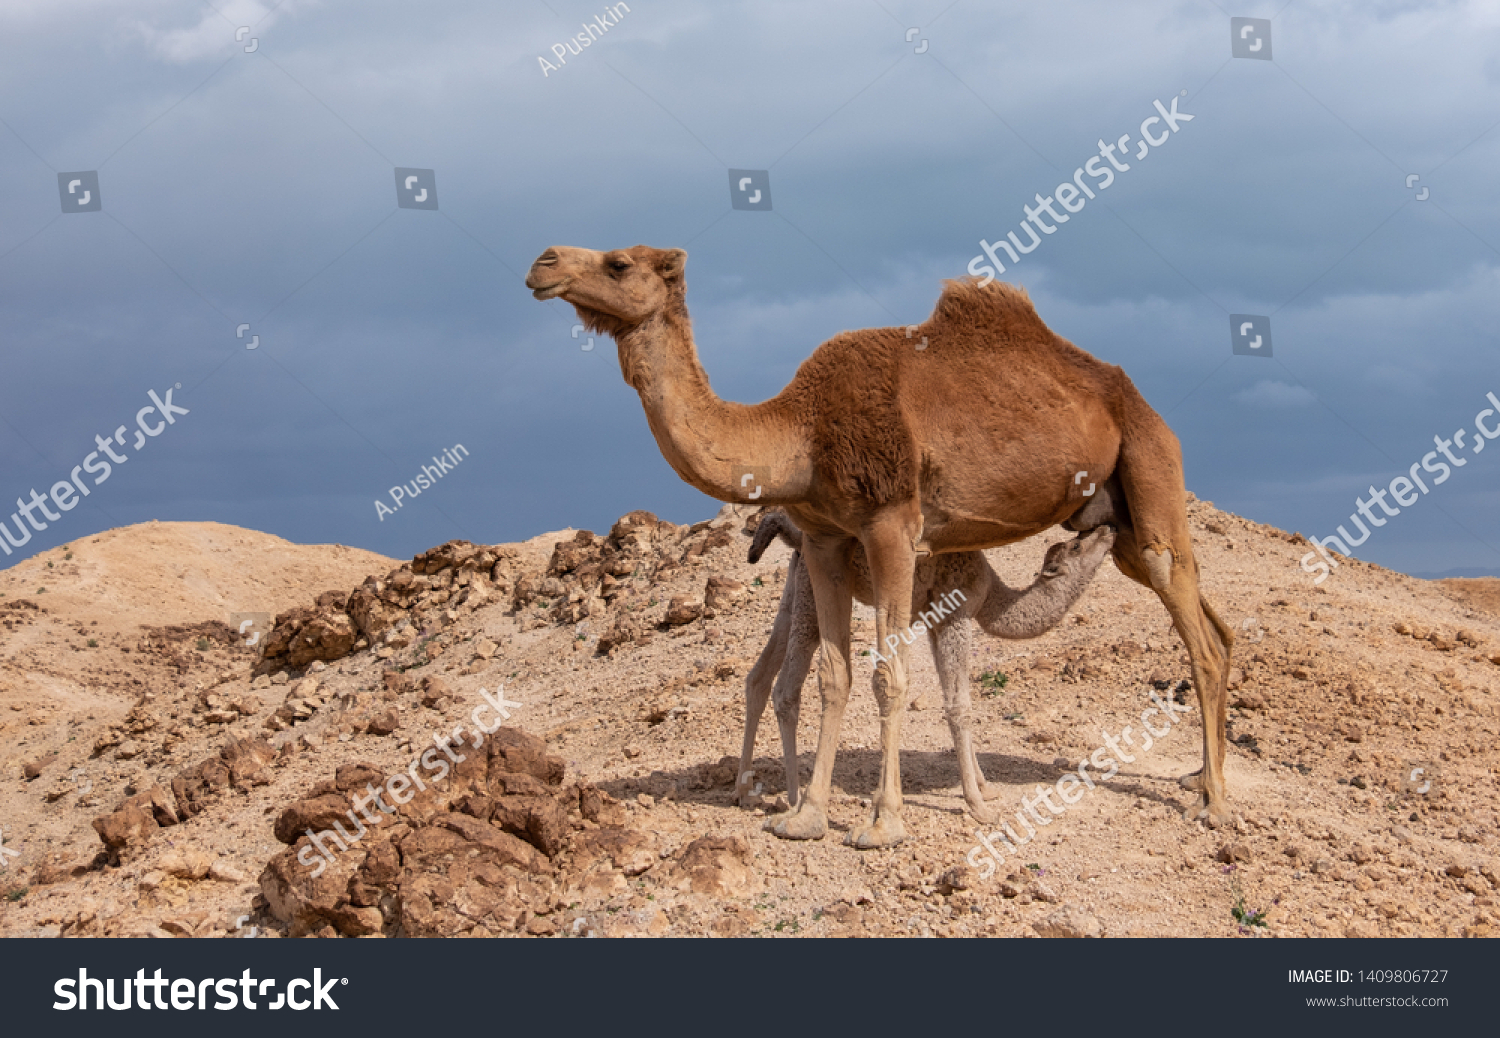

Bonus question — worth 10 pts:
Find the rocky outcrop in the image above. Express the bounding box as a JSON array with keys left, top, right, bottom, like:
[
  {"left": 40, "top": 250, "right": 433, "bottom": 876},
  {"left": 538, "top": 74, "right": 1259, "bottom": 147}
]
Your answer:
[
  {"left": 248, "top": 510, "right": 748, "bottom": 679},
  {"left": 91, "top": 735, "right": 276, "bottom": 863},
  {"left": 257, "top": 726, "right": 641, "bottom": 937}
]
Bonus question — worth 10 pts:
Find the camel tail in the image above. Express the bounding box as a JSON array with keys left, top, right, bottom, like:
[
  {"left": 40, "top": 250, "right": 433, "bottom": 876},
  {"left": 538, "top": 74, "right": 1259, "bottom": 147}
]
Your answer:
[{"left": 748, "top": 509, "right": 802, "bottom": 563}]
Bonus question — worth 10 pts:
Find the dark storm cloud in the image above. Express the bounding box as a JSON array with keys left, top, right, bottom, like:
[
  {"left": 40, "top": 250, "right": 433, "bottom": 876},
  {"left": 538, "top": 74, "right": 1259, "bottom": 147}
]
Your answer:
[{"left": 1, "top": 0, "right": 1497, "bottom": 579}]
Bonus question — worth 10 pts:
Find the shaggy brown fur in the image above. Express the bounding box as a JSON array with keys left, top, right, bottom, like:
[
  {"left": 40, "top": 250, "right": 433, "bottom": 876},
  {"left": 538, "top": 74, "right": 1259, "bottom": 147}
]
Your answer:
[{"left": 527, "top": 244, "right": 1234, "bottom": 846}]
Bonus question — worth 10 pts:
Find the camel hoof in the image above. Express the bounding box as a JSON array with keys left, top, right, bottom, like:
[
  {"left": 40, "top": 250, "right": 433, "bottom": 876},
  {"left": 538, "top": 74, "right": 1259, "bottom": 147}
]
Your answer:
[
  {"left": 1177, "top": 770, "right": 1204, "bottom": 792},
  {"left": 1181, "top": 796, "right": 1235, "bottom": 828},
  {"left": 845, "top": 813, "right": 907, "bottom": 849},
  {"left": 767, "top": 804, "right": 827, "bottom": 841},
  {"left": 965, "top": 801, "right": 1001, "bottom": 825}
]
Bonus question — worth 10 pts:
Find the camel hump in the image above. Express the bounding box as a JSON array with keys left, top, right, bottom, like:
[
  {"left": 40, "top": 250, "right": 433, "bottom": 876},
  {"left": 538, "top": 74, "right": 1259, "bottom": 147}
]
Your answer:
[
  {"left": 928, "top": 278, "right": 1048, "bottom": 340},
  {"left": 748, "top": 509, "right": 801, "bottom": 563}
]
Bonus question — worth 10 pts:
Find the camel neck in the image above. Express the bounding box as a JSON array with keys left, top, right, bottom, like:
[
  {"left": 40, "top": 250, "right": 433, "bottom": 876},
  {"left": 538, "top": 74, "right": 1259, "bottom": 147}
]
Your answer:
[{"left": 619, "top": 307, "right": 807, "bottom": 503}]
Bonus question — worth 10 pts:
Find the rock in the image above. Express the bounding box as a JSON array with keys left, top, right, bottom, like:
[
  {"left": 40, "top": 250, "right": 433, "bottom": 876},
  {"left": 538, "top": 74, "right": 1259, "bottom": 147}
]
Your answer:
[
  {"left": 1216, "top": 842, "right": 1252, "bottom": 864},
  {"left": 114, "top": 740, "right": 143, "bottom": 761},
  {"left": 335, "top": 762, "right": 385, "bottom": 792},
  {"left": 486, "top": 795, "right": 570, "bottom": 858},
  {"left": 596, "top": 614, "right": 644, "bottom": 655},
  {"left": 1030, "top": 881, "right": 1061, "bottom": 904},
  {"left": 663, "top": 596, "right": 704, "bottom": 626},
  {"left": 485, "top": 728, "right": 566, "bottom": 787},
  {"left": 365, "top": 709, "right": 401, "bottom": 737},
  {"left": 1349, "top": 843, "right": 1375, "bottom": 865},
  {"left": 1445, "top": 863, "right": 1468, "bottom": 878},
  {"left": 429, "top": 814, "right": 553, "bottom": 875},
  {"left": 704, "top": 576, "right": 745, "bottom": 614},
  {"left": 1232, "top": 690, "right": 1265, "bottom": 712},
  {"left": 158, "top": 847, "right": 215, "bottom": 881},
  {"left": 22, "top": 752, "right": 59, "bottom": 780},
  {"left": 669, "top": 835, "right": 759, "bottom": 896},
  {"left": 1033, "top": 904, "right": 1102, "bottom": 938},
  {"left": 935, "top": 864, "right": 974, "bottom": 895},
  {"left": 473, "top": 638, "right": 498, "bottom": 660},
  {"left": 574, "top": 827, "right": 659, "bottom": 877},
  {"left": 381, "top": 671, "right": 414, "bottom": 698},
  {"left": 273, "top": 793, "right": 354, "bottom": 845},
  {"left": 208, "top": 860, "right": 246, "bottom": 883},
  {"left": 258, "top": 592, "right": 358, "bottom": 672},
  {"left": 290, "top": 676, "right": 321, "bottom": 701},
  {"left": 92, "top": 802, "right": 160, "bottom": 862},
  {"left": 160, "top": 914, "right": 209, "bottom": 938},
  {"left": 259, "top": 833, "right": 372, "bottom": 938},
  {"left": 419, "top": 675, "right": 450, "bottom": 707},
  {"left": 30, "top": 860, "right": 91, "bottom": 885}
]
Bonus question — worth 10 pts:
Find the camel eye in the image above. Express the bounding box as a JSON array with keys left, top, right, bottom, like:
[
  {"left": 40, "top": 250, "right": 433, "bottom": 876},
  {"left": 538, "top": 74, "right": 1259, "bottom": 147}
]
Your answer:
[{"left": 608, "top": 259, "right": 631, "bottom": 273}]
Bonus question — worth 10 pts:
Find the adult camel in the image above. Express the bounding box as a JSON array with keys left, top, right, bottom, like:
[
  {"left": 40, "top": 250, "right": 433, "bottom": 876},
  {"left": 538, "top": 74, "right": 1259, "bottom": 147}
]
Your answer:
[{"left": 526, "top": 244, "right": 1233, "bottom": 847}]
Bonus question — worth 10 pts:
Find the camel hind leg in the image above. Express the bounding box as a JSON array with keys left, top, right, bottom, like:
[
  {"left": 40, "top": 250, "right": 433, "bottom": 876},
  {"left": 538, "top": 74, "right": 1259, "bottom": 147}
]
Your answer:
[
  {"left": 929, "top": 617, "right": 1003, "bottom": 823},
  {"left": 1110, "top": 415, "right": 1235, "bottom": 826},
  {"left": 736, "top": 550, "right": 801, "bottom": 806}
]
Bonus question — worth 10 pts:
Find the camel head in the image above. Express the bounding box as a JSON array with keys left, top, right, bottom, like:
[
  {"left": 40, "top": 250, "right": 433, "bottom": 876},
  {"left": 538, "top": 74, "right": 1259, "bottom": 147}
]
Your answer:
[
  {"left": 526, "top": 245, "right": 687, "bottom": 336},
  {"left": 1040, "top": 525, "right": 1116, "bottom": 579}
]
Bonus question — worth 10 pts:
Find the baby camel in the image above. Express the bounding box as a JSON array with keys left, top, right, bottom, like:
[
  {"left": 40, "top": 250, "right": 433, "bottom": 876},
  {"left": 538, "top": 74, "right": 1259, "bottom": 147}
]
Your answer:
[{"left": 737, "top": 511, "right": 1115, "bottom": 823}]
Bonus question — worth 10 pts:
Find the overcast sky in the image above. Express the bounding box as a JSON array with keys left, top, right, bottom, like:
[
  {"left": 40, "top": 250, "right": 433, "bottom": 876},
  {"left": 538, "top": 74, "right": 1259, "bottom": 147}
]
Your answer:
[{"left": 2, "top": 0, "right": 1498, "bottom": 584}]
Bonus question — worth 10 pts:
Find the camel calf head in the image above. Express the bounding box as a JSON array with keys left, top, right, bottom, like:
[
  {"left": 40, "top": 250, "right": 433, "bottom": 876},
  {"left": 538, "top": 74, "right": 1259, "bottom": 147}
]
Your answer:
[{"left": 1040, "top": 524, "right": 1116, "bottom": 579}]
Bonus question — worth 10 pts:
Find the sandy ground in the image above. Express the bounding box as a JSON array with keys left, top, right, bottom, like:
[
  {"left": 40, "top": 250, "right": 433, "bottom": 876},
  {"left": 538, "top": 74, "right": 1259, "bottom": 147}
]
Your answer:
[{"left": 0, "top": 500, "right": 1496, "bottom": 938}]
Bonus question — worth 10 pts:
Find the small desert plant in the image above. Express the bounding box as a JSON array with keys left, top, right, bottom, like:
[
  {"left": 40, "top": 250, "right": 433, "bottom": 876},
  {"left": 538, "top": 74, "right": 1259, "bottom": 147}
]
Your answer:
[
  {"left": 1230, "top": 878, "right": 1269, "bottom": 929},
  {"left": 4, "top": 886, "right": 27, "bottom": 902},
  {"left": 196, "top": 637, "right": 211, "bottom": 652},
  {"left": 978, "top": 669, "right": 1009, "bottom": 695},
  {"left": 36, "top": 587, "right": 45, "bottom": 594},
  {"left": 87, "top": 638, "right": 97, "bottom": 647}
]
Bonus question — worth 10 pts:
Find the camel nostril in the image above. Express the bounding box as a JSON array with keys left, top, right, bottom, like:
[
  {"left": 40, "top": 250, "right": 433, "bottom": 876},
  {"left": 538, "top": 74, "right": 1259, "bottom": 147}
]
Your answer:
[{"left": 535, "top": 249, "right": 559, "bottom": 266}]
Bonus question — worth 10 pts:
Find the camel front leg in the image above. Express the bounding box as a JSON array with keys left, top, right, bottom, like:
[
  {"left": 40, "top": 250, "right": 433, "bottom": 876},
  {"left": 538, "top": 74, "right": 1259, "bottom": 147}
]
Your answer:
[
  {"left": 846, "top": 516, "right": 919, "bottom": 849},
  {"left": 768, "top": 534, "right": 853, "bottom": 841}
]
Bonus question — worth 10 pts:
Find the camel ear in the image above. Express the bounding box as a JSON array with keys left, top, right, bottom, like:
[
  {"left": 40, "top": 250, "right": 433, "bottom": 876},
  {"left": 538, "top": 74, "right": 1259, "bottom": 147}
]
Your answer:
[{"left": 657, "top": 249, "right": 687, "bottom": 281}]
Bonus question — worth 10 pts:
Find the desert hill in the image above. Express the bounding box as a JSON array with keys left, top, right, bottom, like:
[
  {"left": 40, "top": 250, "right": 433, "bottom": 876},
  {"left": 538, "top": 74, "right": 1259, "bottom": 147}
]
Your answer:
[{"left": 0, "top": 501, "right": 1496, "bottom": 939}]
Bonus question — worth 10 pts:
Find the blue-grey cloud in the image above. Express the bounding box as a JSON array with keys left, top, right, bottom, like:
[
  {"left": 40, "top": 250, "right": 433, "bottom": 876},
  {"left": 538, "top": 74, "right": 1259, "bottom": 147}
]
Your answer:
[{"left": 1, "top": 0, "right": 1498, "bottom": 582}]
